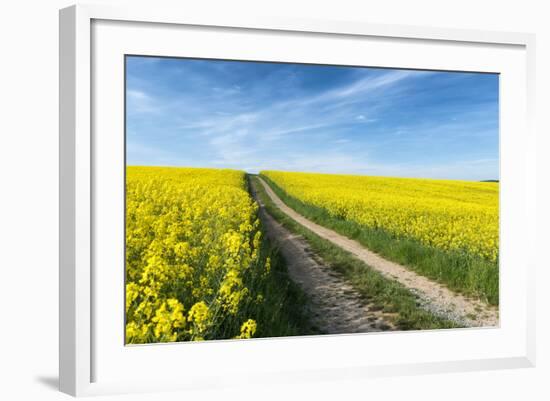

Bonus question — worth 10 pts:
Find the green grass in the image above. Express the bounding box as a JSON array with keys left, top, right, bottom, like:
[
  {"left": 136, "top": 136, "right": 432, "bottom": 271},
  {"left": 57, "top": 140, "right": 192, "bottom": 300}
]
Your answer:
[
  {"left": 250, "top": 175, "right": 458, "bottom": 330},
  {"left": 238, "top": 238, "right": 320, "bottom": 338},
  {"left": 260, "top": 175, "right": 499, "bottom": 306}
]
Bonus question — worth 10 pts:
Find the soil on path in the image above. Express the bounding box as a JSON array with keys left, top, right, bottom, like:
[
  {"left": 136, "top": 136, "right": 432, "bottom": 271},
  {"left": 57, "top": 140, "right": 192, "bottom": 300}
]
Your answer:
[
  {"left": 251, "top": 180, "right": 397, "bottom": 334},
  {"left": 256, "top": 176, "right": 499, "bottom": 328}
]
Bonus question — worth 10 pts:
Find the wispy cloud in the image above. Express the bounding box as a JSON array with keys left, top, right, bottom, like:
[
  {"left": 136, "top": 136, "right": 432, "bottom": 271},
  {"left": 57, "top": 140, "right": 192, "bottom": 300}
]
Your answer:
[
  {"left": 324, "top": 70, "right": 416, "bottom": 99},
  {"left": 126, "top": 89, "right": 159, "bottom": 114}
]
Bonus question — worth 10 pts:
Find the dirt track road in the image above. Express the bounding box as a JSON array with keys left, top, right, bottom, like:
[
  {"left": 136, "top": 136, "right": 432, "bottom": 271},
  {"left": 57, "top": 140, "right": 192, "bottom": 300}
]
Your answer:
[
  {"left": 256, "top": 176, "right": 499, "bottom": 328},
  {"left": 251, "top": 180, "right": 397, "bottom": 334}
]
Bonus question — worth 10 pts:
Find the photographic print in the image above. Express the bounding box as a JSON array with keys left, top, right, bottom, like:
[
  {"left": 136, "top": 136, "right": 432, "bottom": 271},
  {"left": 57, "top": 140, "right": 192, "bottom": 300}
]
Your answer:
[{"left": 124, "top": 56, "right": 499, "bottom": 344}]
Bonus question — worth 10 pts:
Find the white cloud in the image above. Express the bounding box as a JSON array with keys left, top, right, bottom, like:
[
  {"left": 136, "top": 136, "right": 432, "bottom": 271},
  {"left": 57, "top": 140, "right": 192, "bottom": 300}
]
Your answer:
[
  {"left": 329, "top": 70, "right": 416, "bottom": 99},
  {"left": 126, "top": 140, "right": 176, "bottom": 165},
  {"left": 126, "top": 89, "right": 159, "bottom": 114},
  {"left": 333, "top": 139, "right": 351, "bottom": 144},
  {"left": 275, "top": 70, "right": 419, "bottom": 111}
]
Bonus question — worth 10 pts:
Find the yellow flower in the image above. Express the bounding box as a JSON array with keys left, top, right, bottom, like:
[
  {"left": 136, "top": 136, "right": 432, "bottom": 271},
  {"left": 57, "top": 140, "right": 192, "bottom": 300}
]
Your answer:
[
  {"left": 236, "top": 319, "right": 257, "bottom": 339},
  {"left": 187, "top": 301, "right": 211, "bottom": 333}
]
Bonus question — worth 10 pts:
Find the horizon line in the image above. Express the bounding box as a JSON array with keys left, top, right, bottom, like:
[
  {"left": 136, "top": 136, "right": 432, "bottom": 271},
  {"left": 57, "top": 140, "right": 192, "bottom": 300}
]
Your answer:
[{"left": 126, "top": 164, "right": 499, "bottom": 183}]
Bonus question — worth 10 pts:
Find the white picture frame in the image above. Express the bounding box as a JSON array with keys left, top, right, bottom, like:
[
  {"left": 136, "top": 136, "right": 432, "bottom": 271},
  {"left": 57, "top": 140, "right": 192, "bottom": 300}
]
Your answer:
[{"left": 59, "top": 3, "right": 537, "bottom": 397}]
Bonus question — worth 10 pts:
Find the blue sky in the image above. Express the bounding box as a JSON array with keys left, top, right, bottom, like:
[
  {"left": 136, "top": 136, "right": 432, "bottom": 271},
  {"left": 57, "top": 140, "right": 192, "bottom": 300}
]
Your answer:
[{"left": 126, "top": 56, "right": 499, "bottom": 180}]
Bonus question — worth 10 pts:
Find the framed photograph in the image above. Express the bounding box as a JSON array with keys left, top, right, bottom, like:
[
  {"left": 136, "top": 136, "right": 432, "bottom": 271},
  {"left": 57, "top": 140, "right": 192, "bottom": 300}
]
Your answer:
[{"left": 59, "top": 4, "right": 536, "bottom": 396}]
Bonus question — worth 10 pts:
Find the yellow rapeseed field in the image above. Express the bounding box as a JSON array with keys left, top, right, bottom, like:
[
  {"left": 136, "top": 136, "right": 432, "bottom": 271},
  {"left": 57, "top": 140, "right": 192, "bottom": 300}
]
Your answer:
[
  {"left": 125, "top": 166, "right": 266, "bottom": 343},
  {"left": 261, "top": 171, "right": 499, "bottom": 262}
]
